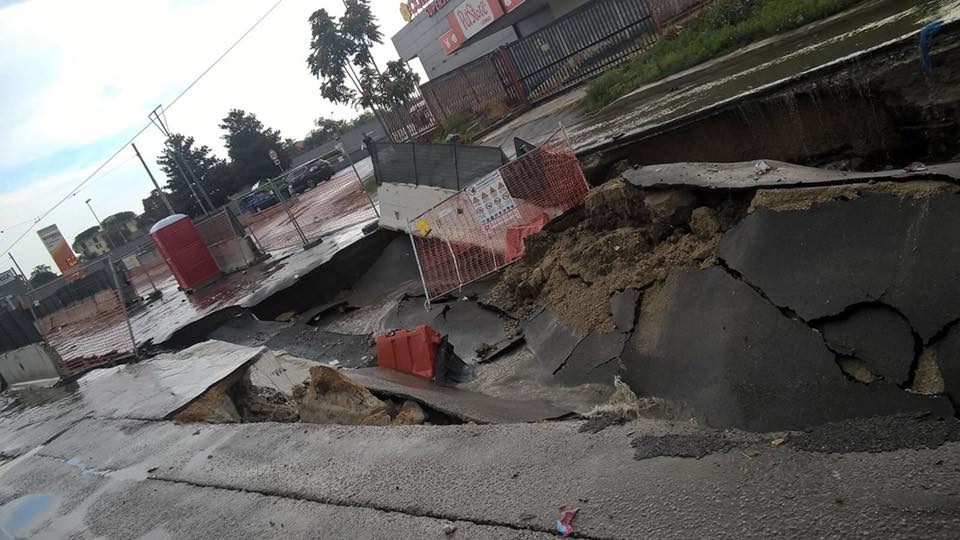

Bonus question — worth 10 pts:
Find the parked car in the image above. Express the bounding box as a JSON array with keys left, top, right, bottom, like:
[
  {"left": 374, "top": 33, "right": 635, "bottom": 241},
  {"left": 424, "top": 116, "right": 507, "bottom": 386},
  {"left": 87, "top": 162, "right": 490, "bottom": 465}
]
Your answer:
[
  {"left": 240, "top": 182, "right": 279, "bottom": 213},
  {"left": 285, "top": 159, "right": 334, "bottom": 197}
]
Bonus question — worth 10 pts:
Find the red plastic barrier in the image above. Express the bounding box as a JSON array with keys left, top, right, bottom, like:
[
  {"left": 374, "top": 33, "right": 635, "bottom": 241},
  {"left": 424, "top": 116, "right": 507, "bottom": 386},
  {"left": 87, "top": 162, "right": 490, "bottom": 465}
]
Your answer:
[
  {"left": 504, "top": 212, "right": 549, "bottom": 262},
  {"left": 376, "top": 325, "right": 441, "bottom": 378}
]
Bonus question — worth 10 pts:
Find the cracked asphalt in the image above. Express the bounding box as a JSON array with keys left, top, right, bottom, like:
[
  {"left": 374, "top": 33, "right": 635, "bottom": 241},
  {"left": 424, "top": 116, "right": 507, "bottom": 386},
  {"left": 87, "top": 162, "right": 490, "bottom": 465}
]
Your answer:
[{"left": 2, "top": 414, "right": 959, "bottom": 539}]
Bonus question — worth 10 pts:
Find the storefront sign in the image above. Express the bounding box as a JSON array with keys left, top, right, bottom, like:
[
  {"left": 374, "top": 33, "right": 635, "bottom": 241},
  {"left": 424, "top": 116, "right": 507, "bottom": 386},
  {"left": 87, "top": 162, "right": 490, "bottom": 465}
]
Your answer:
[
  {"left": 405, "top": 0, "right": 452, "bottom": 18},
  {"left": 501, "top": 0, "right": 526, "bottom": 12},
  {"left": 0, "top": 269, "right": 16, "bottom": 287},
  {"left": 439, "top": 29, "right": 460, "bottom": 54},
  {"left": 37, "top": 224, "right": 79, "bottom": 274},
  {"left": 448, "top": 0, "right": 503, "bottom": 42}
]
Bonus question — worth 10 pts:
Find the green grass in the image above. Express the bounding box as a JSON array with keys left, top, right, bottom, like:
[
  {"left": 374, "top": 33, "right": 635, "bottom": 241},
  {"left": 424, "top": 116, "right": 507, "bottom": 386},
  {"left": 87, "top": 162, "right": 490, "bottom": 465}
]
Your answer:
[
  {"left": 585, "top": 0, "right": 867, "bottom": 110},
  {"left": 362, "top": 173, "right": 378, "bottom": 194}
]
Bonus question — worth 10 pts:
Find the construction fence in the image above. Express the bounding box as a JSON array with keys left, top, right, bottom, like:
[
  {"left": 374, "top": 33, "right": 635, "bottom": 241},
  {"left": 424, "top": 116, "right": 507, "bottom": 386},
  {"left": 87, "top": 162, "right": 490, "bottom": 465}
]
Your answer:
[
  {"left": 420, "top": 0, "right": 711, "bottom": 132},
  {"left": 6, "top": 159, "right": 382, "bottom": 377},
  {"left": 238, "top": 166, "right": 380, "bottom": 253},
  {"left": 408, "top": 128, "right": 588, "bottom": 303},
  {"left": 25, "top": 257, "right": 136, "bottom": 376},
  {"left": 370, "top": 142, "right": 506, "bottom": 190},
  {"left": 421, "top": 0, "right": 661, "bottom": 130}
]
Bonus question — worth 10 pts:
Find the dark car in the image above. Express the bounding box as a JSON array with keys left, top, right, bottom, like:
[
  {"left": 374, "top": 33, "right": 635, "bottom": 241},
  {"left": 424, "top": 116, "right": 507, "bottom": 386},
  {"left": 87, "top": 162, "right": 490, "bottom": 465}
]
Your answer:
[
  {"left": 287, "top": 159, "right": 335, "bottom": 196},
  {"left": 241, "top": 182, "right": 279, "bottom": 213}
]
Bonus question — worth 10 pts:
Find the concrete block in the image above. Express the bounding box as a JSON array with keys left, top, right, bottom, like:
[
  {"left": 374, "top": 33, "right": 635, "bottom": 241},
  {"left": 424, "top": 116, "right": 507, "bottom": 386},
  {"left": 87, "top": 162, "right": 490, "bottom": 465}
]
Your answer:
[
  {"left": 377, "top": 182, "right": 458, "bottom": 231},
  {"left": 0, "top": 343, "right": 61, "bottom": 385}
]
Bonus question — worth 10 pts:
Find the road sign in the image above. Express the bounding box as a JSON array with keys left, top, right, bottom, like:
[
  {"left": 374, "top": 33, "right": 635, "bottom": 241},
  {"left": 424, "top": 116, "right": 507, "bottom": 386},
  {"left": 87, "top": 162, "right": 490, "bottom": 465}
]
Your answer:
[{"left": 268, "top": 149, "right": 278, "bottom": 161}]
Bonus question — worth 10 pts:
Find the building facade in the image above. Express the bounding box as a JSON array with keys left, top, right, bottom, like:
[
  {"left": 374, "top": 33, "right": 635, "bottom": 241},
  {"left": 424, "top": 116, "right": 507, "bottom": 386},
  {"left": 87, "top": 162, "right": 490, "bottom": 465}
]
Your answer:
[{"left": 393, "top": 0, "right": 590, "bottom": 81}]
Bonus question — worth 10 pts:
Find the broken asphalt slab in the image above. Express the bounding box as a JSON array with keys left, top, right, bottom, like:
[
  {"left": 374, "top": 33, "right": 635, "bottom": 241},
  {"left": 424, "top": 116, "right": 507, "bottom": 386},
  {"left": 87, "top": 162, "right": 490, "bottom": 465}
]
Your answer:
[
  {"left": 131, "top": 225, "right": 372, "bottom": 349},
  {"left": 819, "top": 305, "right": 916, "bottom": 385},
  {"left": 345, "top": 367, "right": 570, "bottom": 424},
  {"left": 522, "top": 307, "right": 586, "bottom": 374},
  {"left": 610, "top": 288, "right": 641, "bottom": 333},
  {"left": 622, "top": 267, "right": 953, "bottom": 432},
  {"left": 719, "top": 191, "right": 960, "bottom": 342},
  {"left": 24, "top": 416, "right": 960, "bottom": 539},
  {"left": 930, "top": 323, "right": 960, "bottom": 403},
  {"left": 382, "top": 296, "right": 520, "bottom": 365},
  {"left": 787, "top": 414, "right": 960, "bottom": 454},
  {"left": 77, "top": 340, "right": 264, "bottom": 420},
  {"left": 621, "top": 160, "right": 960, "bottom": 189},
  {"left": 554, "top": 331, "right": 625, "bottom": 386}
]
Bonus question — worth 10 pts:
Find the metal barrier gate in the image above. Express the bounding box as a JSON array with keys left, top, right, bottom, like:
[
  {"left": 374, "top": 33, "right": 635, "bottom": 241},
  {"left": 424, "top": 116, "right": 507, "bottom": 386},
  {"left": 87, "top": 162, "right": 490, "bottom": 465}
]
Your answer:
[
  {"left": 505, "top": 0, "right": 659, "bottom": 102},
  {"left": 26, "top": 257, "right": 136, "bottom": 375}
]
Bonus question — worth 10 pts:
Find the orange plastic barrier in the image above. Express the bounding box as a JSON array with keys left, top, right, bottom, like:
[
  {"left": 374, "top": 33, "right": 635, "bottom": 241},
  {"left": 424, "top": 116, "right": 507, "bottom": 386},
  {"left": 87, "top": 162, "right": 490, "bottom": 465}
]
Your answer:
[
  {"left": 375, "top": 325, "right": 441, "bottom": 378},
  {"left": 504, "top": 212, "right": 549, "bottom": 262}
]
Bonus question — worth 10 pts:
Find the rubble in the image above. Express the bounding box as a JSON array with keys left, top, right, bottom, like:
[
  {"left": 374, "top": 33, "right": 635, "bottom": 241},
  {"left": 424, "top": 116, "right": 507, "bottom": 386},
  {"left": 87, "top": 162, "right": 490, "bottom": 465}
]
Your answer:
[
  {"left": 819, "top": 306, "right": 915, "bottom": 385},
  {"left": 172, "top": 371, "right": 243, "bottom": 424},
  {"left": 298, "top": 365, "right": 394, "bottom": 426},
  {"left": 721, "top": 191, "right": 960, "bottom": 342},
  {"left": 485, "top": 180, "right": 736, "bottom": 332},
  {"left": 622, "top": 266, "right": 953, "bottom": 432}
]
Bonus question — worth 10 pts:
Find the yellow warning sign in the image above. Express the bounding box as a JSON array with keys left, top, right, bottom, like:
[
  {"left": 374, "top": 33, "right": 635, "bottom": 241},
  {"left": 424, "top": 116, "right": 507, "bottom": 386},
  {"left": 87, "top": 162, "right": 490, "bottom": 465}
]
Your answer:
[{"left": 415, "top": 218, "right": 431, "bottom": 236}]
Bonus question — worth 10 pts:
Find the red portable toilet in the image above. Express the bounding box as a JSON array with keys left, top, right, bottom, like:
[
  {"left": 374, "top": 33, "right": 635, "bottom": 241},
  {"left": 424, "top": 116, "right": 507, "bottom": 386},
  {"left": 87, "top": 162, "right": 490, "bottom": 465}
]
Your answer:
[{"left": 149, "top": 214, "right": 221, "bottom": 292}]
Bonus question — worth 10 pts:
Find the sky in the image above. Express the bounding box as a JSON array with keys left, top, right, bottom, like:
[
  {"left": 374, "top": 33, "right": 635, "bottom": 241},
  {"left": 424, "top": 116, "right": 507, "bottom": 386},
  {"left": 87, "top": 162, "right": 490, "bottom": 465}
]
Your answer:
[{"left": 0, "top": 0, "right": 412, "bottom": 273}]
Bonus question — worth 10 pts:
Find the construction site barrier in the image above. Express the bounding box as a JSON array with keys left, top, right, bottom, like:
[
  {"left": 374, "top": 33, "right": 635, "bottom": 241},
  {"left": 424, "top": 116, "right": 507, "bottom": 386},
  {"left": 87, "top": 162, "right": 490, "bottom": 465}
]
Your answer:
[
  {"left": 26, "top": 257, "right": 136, "bottom": 375},
  {"left": 408, "top": 128, "right": 588, "bottom": 303},
  {"left": 238, "top": 167, "right": 379, "bottom": 253}
]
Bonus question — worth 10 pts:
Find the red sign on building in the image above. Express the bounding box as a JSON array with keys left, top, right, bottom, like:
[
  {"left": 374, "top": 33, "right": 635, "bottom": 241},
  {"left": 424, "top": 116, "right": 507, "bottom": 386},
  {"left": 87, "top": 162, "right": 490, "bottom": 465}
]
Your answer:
[
  {"left": 439, "top": 29, "right": 461, "bottom": 54},
  {"left": 501, "top": 0, "right": 526, "bottom": 13},
  {"left": 447, "top": 0, "right": 504, "bottom": 43}
]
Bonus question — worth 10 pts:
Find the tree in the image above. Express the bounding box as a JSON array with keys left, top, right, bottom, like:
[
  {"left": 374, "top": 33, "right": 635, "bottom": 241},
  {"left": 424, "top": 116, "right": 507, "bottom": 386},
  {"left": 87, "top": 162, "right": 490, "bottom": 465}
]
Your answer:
[
  {"left": 72, "top": 226, "right": 102, "bottom": 256},
  {"left": 157, "top": 134, "right": 233, "bottom": 216},
  {"left": 29, "top": 265, "right": 58, "bottom": 287},
  {"left": 377, "top": 60, "right": 420, "bottom": 108},
  {"left": 141, "top": 189, "right": 172, "bottom": 227},
  {"left": 307, "top": 1, "right": 412, "bottom": 138},
  {"left": 298, "top": 113, "right": 377, "bottom": 154},
  {"left": 219, "top": 109, "right": 288, "bottom": 188}
]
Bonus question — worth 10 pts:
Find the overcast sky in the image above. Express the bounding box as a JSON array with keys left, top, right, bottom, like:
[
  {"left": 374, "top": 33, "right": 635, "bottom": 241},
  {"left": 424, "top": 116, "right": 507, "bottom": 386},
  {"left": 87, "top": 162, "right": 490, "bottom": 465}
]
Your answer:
[{"left": 0, "top": 0, "right": 410, "bottom": 272}]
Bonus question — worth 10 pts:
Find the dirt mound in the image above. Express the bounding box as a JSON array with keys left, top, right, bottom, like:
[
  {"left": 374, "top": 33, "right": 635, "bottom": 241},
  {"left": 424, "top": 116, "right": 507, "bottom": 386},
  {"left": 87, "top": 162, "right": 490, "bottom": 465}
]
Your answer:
[{"left": 484, "top": 180, "right": 747, "bottom": 331}]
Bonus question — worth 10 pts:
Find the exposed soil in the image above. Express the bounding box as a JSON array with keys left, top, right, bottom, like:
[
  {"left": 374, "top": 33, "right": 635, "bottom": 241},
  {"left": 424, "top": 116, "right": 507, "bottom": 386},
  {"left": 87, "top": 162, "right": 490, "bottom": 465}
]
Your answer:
[
  {"left": 751, "top": 180, "right": 960, "bottom": 211},
  {"left": 484, "top": 180, "right": 749, "bottom": 332}
]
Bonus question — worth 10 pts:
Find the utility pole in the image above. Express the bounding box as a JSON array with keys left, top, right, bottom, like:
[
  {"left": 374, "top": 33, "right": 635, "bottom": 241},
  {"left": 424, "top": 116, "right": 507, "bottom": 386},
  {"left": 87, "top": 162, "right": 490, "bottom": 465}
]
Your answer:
[
  {"left": 149, "top": 106, "right": 214, "bottom": 214},
  {"left": 9, "top": 253, "right": 39, "bottom": 323},
  {"left": 132, "top": 142, "right": 175, "bottom": 215},
  {"left": 85, "top": 198, "right": 119, "bottom": 251}
]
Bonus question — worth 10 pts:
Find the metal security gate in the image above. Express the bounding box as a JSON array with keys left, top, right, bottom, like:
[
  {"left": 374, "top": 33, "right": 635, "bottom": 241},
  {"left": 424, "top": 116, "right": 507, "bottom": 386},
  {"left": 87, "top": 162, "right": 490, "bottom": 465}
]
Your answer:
[{"left": 505, "top": 0, "right": 658, "bottom": 102}]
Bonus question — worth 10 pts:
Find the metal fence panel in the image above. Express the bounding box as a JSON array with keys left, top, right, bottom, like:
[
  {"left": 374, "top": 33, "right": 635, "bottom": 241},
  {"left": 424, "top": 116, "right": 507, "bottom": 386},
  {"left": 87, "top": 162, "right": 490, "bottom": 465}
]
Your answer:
[
  {"left": 194, "top": 208, "right": 242, "bottom": 247},
  {"left": 239, "top": 167, "right": 379, "bottom": 253},
  {"left": 0, "top": 309, "right": 42, "bottom": 354},
  {"left": 421, "top": 49, "right": 526, "bottom": 129},
  {"left": 408, "top": 128, "right": 588, "bottom": 302},
  {"left": 371, "top": 143, "right": 506, "bottom": 191},
  {"left": 379, "top": 85, "right": 440, "bottom": 142},
  {"left": 506, "top": 0, "right": 658, "bottom": 102},
  {"left": 26, "top": 258, "right": 136, "bottom": 375}
]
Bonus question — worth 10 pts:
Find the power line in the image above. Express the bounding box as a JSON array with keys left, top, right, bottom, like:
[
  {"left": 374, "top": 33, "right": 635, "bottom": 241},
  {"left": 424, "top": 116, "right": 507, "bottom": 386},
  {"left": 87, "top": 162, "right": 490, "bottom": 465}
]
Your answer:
[{"left": 0, "top": 0, "right": 286, "bottom": 259}]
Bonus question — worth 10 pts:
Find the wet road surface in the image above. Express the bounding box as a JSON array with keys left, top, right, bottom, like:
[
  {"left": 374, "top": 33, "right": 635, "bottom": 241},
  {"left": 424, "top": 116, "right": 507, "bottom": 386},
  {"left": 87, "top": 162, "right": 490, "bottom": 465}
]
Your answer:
[
  {"left": 481, "top": 0, "right": 960, "bottom": 157},
  {"left": 0, "top": 413, "right": 957, "bottom": 538}
]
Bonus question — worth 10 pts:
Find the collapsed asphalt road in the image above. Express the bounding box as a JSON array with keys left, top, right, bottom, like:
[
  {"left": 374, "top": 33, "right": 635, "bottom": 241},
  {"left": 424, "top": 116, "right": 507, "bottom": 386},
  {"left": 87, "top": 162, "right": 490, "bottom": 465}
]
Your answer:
[{"left": 5, "top": 158, "right": 960, "bottom": 537}]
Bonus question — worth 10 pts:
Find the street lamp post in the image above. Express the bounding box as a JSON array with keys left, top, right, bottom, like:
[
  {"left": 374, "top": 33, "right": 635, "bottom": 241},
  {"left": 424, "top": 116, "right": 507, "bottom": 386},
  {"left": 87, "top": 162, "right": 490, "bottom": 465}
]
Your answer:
[{"left": 85, "top": 198, "right": 119, "bottom": 252}]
